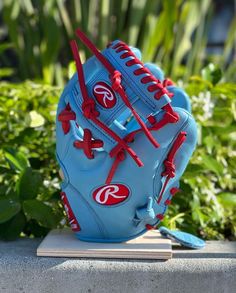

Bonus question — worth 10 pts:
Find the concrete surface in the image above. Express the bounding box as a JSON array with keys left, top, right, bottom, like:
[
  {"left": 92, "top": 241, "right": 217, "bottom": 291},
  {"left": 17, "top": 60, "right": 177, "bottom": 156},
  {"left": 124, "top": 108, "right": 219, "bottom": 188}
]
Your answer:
[{"left": 0, "top": 238, "right": 236, "bottom": 293}]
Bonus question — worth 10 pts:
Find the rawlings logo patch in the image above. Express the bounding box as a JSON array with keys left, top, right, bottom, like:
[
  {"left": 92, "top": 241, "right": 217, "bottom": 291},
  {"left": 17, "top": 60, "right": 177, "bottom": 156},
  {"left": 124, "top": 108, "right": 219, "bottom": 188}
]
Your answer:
[
  {"left": 61, "top": 192, "right": 81, "bottom": 232},
  {"left": 93, "top": 184, "right": 130, "bottom": 206},
  {"left": 93, "top": 82, "right": 116, "bottom": 108}
]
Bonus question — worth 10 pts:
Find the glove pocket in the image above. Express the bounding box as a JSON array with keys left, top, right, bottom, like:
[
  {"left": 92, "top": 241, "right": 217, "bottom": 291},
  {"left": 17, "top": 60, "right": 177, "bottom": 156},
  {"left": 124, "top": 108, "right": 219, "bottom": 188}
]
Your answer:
[{"left": 58, "top": 117, "right": 108, "bottom": 168}]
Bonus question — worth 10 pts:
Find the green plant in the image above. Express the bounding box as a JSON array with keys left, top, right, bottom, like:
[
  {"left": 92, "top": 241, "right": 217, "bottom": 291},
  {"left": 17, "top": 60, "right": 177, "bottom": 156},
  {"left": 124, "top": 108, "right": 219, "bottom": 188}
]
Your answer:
[
  {"left": 162, "top": 65, "right": 236, "bottom": 240},
  {"left": 0, "top": 81, "right": 64, "bottom": 240}
]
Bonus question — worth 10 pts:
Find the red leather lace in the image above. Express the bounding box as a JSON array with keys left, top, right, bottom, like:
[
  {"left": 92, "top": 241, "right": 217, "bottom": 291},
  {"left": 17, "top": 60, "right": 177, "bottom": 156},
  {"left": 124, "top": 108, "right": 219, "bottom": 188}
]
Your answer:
[
  {"left": 145, "top": 224, "right": 155, "bottom": 230},
  {"left": 73, "top": 129, "right": 104, "bottom": 159},
  {"left": 170, "top": 187, "right": 181, "bottom": 195},
  {"left": 70, "top": 39, "right": 142, "bottom": 167},
  {"left": 145, "top": 132, "right": 186, "bottom": 230},
  {"left": 104, "top": 108, "right": 179, "bottom": 184},
  {"left": 157, "top": 131, "right": 187, "bottom": 204},
  {"left": 58, "top": 104, "right": 76, "bottom": 134},
  {"left": 102, "top": 42, "right": 180, "bottom": 183},
  {"left": 108, "top": 127, "right": 186, "bottom": 188},
  {"left": 106, "top": 150, "right": 126, "bottom": 184},
  {"left": 65, "top": 29, "right": 180, "bottom": 185},
  {"left": 112, "top": 41, "right": 174, "bottom": 100},
  {"left": 75, "top": 29, "right": 159, "bottom": 149},
  {"left": 163, "top": 78, "right": 174, "bottom": 87}
]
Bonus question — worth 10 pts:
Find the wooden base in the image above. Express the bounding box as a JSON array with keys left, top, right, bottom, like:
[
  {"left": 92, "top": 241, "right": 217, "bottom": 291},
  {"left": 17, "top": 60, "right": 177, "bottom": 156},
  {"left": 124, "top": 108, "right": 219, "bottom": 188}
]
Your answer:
[{"left": 37, "top": 228, "right": 172, "bottom": 260}]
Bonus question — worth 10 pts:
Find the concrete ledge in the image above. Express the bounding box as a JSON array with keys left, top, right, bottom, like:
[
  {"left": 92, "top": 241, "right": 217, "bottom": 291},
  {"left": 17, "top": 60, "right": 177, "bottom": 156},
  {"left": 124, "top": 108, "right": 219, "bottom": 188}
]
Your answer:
[{"left": 0, "top": 238, "right": 236, "bottom": 293}]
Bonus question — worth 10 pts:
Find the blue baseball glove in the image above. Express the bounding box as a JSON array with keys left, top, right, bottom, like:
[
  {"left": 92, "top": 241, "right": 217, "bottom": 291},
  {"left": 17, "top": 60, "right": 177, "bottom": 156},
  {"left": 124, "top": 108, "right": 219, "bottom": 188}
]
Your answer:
[{"left": 56, "top": 29, "right": 197, "bottom": 243}]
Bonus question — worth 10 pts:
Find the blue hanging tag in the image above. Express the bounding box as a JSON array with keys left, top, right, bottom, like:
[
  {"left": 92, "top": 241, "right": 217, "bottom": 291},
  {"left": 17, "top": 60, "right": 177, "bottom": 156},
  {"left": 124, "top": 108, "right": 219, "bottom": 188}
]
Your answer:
[{"left": 159, "top": 226, "right": 205, "bottom": 249}]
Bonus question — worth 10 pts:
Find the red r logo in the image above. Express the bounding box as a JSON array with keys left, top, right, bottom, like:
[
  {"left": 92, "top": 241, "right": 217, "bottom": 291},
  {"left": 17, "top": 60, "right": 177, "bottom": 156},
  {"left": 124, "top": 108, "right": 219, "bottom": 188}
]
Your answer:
[
  {"left": 93, "top": 184, "right": 130, "bottom": 206},
  {"left": 93, "top": 82, "right": 116, "bottom": 108}
]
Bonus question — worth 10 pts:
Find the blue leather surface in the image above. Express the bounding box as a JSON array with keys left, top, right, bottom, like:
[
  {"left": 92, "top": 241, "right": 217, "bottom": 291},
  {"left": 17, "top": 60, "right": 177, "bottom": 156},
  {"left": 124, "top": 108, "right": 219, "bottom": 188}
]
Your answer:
[
  {"left": 56, "top": 41, "right": 197, "bottom": 242},
  {"left": 159, "top": 226, "right": 205, "bottom": 249}
]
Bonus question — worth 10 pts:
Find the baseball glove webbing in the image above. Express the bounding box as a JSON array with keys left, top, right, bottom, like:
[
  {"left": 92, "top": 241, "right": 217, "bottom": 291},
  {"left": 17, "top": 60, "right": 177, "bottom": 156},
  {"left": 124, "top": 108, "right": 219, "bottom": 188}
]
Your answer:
[{"left": 70, "top": 30, "right": 180, "bottom": 185}]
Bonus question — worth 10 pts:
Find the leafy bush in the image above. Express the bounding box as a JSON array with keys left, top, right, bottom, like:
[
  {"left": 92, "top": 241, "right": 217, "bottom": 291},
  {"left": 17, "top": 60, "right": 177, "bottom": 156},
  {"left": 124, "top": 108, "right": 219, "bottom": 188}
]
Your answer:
[
  {"left": 0, "top": 82, "right": 63, "bottom": 240},
  {"left": 162, "top": 67, "right": 236, "bottom": 240},
  {"left": 0, "top": 67, "right": 235, "bottom": 240}
]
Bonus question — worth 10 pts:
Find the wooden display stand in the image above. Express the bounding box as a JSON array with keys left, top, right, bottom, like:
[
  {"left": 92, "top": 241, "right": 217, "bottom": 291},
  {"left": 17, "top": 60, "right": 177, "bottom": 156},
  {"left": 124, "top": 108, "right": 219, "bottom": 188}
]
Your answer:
[{"left": 37, "top": 228, "right": 172, "bottom": 260}]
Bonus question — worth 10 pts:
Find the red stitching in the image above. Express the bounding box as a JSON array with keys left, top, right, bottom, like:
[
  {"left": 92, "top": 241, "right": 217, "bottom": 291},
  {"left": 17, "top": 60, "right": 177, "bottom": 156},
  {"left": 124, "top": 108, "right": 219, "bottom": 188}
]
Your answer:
[
  {"left": 69, "top": 30, "right": 180, "bottom": 185},
  {"left": 58, "top": 103, "right": 76, "bottom": 134},
  {"left": 73, "top": 129, "right": 103, "bottom": 159},
  {"left": 111, "top": 70, "right": 122, "bottom": 91},
  {"left": 165, "top": 199, "right": 171, "bottom": 205},
  {"left": 170, "top": 187, "right": 181, "bottom": 196},
  {"left": 70, "top": 39, "right": 143, "bottom": 166},
  {"left": 156, "top": 214, "right": 164, "bottom": 220},
  {"left": 163, "top": 78, "right": 174, "bottom": 87},
  {"left": 74, "top": 30, "right": 159, "bottom": 149},
  {"left": 146, "top": 224, "right": 155, "bottom": 230},
  {"left": 112, "top": 41, "right": 173, "bottom": 100},
  {"left": 157, "top": 131, "right": 187, "bottom": 204}
]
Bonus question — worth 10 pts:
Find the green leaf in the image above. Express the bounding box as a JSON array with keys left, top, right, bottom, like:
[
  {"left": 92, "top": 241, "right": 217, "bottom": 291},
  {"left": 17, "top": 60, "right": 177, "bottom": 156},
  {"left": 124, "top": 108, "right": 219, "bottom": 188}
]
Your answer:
[
  {"left": 211, "top": 108, "right": 233, "bottom": 127},
  {"left": 67, "top": 61, "right": 76, "bottom": 79},
  {"left": 201, "top": 154, "right": 224, "bottom": 176},
  {"left": 23, "top": 219, "right": 49, "bottom": 238},
  {"left": 0, "top": 68, "right": 14, "bottom": 78},
  {"left": 17, "top": 167, "right": 42, "bottom": 200},
  {"left": 0, "top": 212, "right": 26, "bottom": 241},
  {"left": 28, "top": 110, "right": 45, "bottom": 128},
  {"left": 0, "top": 166, "right": 15, "bottom": 174},
  {"left": 217, "top": 193, "right": 236, "bottom": 207},
  {"left": 0, "top": 186, "right": 8, "bottom": 197},
  {"left": 23, "top": 199, "right": 59, "bottom": 228},
  {"left": 0, "top": 198, "right": 21, "bottom": 223},
  {"left": 4, "top": 149, "right": 30, "bottom": 171},
  {"left": 184, "top": 164, "right": 205, "bottom": 175},
  {"left": 201, "top": 63, "right": 222, "bottom": 85},
  {"left": 0, "top": 42, "right": 13, "bottom": 54}
]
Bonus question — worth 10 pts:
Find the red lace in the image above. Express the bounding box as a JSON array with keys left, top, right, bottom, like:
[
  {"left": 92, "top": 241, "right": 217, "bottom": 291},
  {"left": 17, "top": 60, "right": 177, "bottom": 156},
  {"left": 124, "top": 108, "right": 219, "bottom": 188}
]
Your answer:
[
  {"left": 58, "top": 104, "right": 76, "bottom": 134},
  {"left": 170, "top": 187, "right": 181, "bottom": 195},
  {"left": 145, "top": 133, "right": 186, "bottom": 230},
  {"left": 106, "top": 150, "right": 126, "bottom": 184},
  {"left": 102, "top": 42, "right": 179, "bottom": 184},
  {"left": 104, "top": 106, "right": 179, "bottom": 184},
  {"left": 112, "top": 41, "right": 174, "bottom": 100},
  {"left": 70, "top": 39, "right": 142, "bottom": 167},
  {"left": 157, "top": 131, "right": 187, "bottom": 204},
  {"left": 73, "top": 129, "right": 104, "bottom": 159},
  {"left": 66, "top": 29, "right": 180, "bottom": 185},
  {"left": 75, "top": 29, "right": 159, "bottom": 149},
  {"left": 146, "top": 187, "right": 181, "bottom": 229},
  {"left": 163, "top": 78, "right": 174, "bottom": 87}
]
